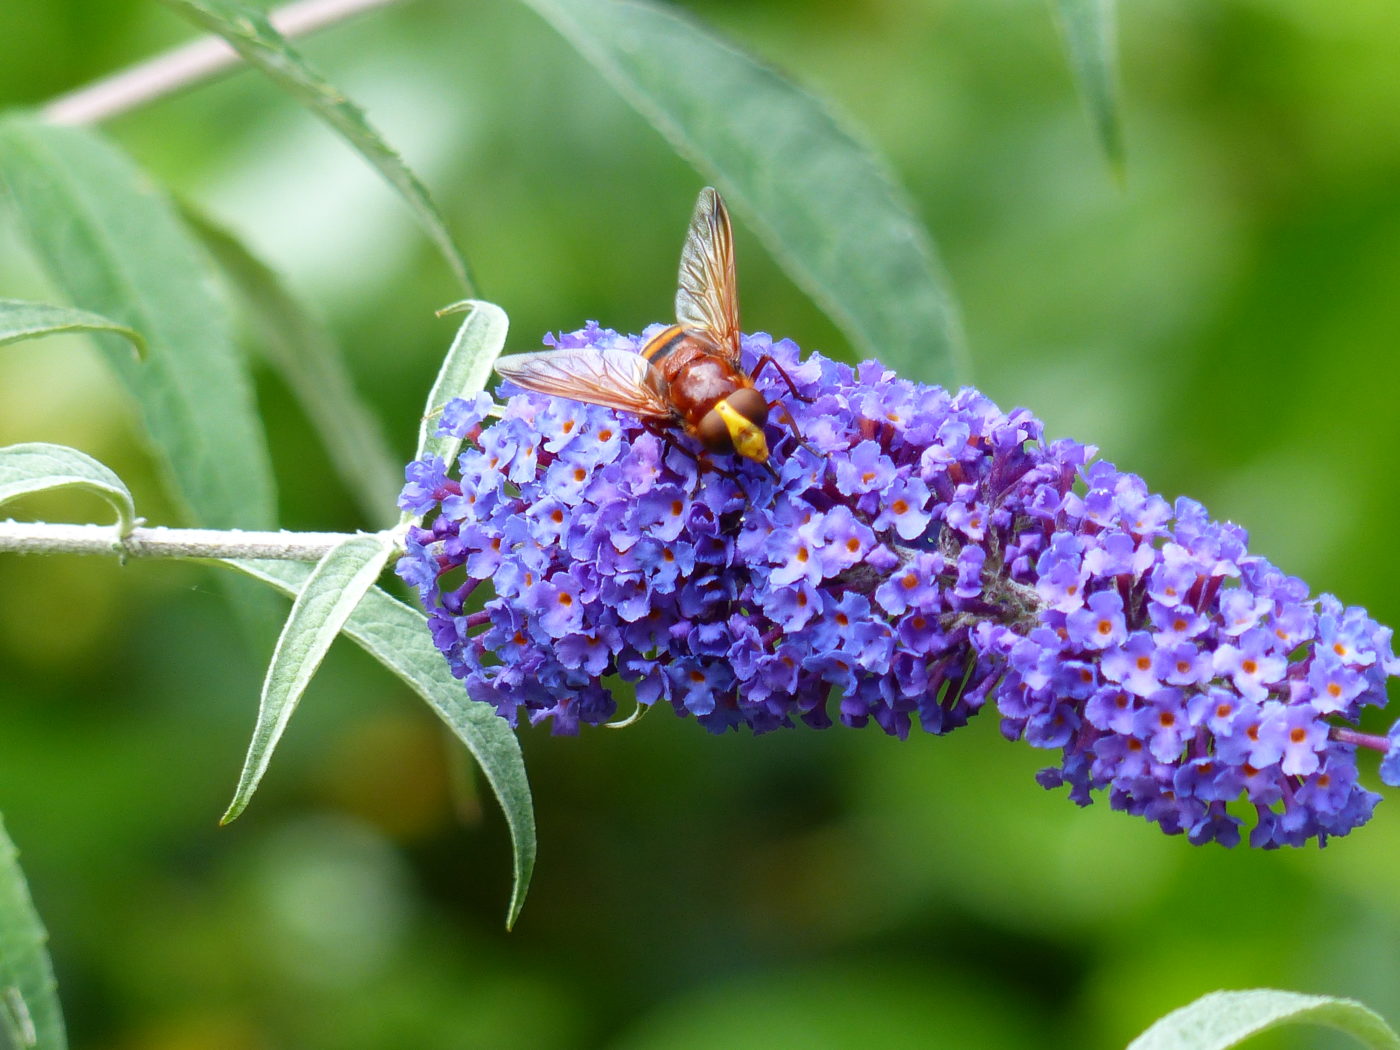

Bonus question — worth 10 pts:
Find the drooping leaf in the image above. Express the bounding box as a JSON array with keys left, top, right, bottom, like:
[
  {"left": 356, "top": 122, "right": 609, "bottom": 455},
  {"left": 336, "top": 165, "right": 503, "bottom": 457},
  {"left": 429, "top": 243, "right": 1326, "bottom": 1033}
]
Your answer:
[
  {"left": 1052, "top": 0, "right": 1125, "bottom": 175},
  {"left": 159, "top": 0, "right": 474, "bottom": 292},
  {"left": 0, "top": 814, "right": 67, "bottom": 1050},
  {"left": 0, "top": 298, "right": 144, "bottom": 358},
  {"left": 1127, "top": 989, "right": 1400, "bottom": 1050},
  {"left": 415, "top": 300, "right": 508, "bottom": 470},
  {"left": 221, "top": 533, "right": 397, "bottom": 825},
  {"left": 184, "top": 205, "right": 401, "bottom": 527},
  {"left": 221, "top": 557, "right": 536, "bottom": 928},
  {"left": 0, "top": 443, "right": 136, "bottom": 533},
  {"left": 515, "top": 0, "right": 968, "bottom": 385},
  {"left": 0, "top": 116, "right": 276, "bottom": 531}
]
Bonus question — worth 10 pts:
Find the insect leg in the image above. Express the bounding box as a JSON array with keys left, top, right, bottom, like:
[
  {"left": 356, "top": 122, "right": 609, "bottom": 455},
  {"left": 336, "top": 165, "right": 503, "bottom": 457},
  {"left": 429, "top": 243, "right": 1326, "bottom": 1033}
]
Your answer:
[
  {"left": 773, "top": 401, "right": 810, "bottom": 444},
  {"left": 751, "top": 355, "right": 814, "bottom": 404},
  {"left": 641, "top": 420, "right": 745, "bottom": 488}
]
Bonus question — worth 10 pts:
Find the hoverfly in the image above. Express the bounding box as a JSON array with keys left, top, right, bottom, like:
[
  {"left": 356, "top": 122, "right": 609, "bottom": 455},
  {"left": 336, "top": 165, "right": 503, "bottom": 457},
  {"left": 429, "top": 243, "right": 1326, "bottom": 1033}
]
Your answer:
[{"left": 493, "top": 188, "right": 800, "bottom": 473}]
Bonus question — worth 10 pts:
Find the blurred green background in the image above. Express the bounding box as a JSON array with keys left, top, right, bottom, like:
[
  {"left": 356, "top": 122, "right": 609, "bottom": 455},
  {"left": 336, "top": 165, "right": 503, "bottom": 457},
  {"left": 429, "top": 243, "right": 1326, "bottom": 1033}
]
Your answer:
[{"left": 3, "top": 1, "right": 1400, "bottom": 1047}]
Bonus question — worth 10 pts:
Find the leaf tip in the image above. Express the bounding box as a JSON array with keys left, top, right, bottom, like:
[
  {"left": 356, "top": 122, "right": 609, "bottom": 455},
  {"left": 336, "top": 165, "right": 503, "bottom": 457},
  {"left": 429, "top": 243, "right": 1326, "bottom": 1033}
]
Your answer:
[
  {"left": 218, "top": 796, "right": 247, "bottom": 826},
  {"left": 435, "top": 299, "right": 479, "bottom": 319}
]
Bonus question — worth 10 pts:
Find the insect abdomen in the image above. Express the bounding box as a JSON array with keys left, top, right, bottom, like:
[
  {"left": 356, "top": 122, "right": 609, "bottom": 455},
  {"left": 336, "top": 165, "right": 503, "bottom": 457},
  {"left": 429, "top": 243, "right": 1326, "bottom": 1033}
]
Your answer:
[{"left": 639, "top": 325, "right": 691, "bottom": 368}]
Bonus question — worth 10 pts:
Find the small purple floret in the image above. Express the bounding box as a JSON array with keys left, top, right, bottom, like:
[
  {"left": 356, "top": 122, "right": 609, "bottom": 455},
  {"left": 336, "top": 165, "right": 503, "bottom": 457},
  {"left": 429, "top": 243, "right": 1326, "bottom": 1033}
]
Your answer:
[{"left": 398, "top": 323, "right": 1400, "bottom": 848}]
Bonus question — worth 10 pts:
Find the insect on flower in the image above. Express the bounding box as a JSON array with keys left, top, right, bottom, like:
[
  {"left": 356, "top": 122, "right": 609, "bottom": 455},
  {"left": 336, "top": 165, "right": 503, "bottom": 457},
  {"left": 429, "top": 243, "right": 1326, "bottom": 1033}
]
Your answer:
[{"left": 493, "top": 188, "right": 804, "bottom": 475}]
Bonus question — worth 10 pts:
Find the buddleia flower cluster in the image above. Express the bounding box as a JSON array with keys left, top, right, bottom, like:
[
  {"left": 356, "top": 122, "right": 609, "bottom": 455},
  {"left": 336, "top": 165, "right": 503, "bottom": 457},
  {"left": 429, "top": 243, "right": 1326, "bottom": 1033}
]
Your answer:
[{"left": 398, "top": 322, "right": 1400, "bottom": 848}]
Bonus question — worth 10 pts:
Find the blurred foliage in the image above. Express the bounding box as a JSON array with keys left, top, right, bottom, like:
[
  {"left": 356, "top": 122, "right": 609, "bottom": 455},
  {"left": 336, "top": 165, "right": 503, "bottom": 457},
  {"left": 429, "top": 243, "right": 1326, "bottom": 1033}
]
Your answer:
[{"left": 2, "top": 0, "right": 1400, "bottom": 1047}]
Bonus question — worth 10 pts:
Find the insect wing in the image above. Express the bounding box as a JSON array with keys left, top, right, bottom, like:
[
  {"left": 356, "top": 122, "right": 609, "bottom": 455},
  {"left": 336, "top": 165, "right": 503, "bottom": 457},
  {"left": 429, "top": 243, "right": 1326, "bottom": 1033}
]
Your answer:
[
  {"left": 674, "top": 187, "right": 741, "bottom": 364},
  {"left": 494, "top": 348, "right": 672, "bottom": 419}
]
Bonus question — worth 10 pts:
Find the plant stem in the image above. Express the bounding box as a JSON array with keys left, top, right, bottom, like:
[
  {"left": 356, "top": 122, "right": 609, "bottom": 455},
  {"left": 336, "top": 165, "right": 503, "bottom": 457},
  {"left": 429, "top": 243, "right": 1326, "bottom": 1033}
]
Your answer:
[
  {"left": 1331, "top": 726, "right": 1390, "bottom": 754},
  {"left": 41, "top": 0, "right": 402, "bottom": 126},
  {"left": 0, "top": 520, "right": 386, "bottom": 562}
]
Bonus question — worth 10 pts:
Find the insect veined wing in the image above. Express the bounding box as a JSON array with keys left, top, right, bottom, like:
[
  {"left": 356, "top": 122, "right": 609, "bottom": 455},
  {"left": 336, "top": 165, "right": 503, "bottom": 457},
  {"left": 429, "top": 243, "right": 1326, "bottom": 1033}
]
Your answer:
[
  {"left": 674, "top": 187, "right": 741, "bottom": 365},
  {"left": 493, "top": 348, "right": 674, "bottom": 420}
]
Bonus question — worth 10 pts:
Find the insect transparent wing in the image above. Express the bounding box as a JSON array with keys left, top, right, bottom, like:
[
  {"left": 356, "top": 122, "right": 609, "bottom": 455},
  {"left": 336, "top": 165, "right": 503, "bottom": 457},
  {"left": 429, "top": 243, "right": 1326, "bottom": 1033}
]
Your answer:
[
  {"left": 674, "top": 187, "right": 741, "bottom": 364},
  {"left": 494, "top": 348, "right": 673, "bottom": 419}
]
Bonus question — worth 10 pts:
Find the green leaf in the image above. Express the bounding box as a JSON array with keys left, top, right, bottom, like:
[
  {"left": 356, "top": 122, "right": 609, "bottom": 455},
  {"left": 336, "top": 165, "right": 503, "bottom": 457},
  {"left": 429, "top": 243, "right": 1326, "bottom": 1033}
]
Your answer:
[
  {"left": 0, "top": 298, "right": 144, "bottom": 358},
  {"left": 158, "top": 0, "right": 474, "bottom": 293},
  {"left": 221, "top": 533, "right": 396, "bottom": 824},
  {"left": 1052, "top": 0, "right": 1125, "bottom": 175},
  {"left": 220, "top": 557, "right": 536, "bottom": 929},
  {"left": 415, "top": 301, "right": 509, "bottom": 471},
  {"left": 1127, "top": 989, "right": 1400, "bottom": 1050},
  {"left": 0, "top": 814, "right": 67, "bottom": 1050},
  {"left": 183, "top": 205, "right": 402, "bottom": 528},
  {"left": 516, "top": 0, "right": 967, "bottom": 386},
  {"left": 0, "top": 442, "right": 136, "bottom": 534},
  {"left": 0, "top": 116, "right": 276, "bottom": 531}
]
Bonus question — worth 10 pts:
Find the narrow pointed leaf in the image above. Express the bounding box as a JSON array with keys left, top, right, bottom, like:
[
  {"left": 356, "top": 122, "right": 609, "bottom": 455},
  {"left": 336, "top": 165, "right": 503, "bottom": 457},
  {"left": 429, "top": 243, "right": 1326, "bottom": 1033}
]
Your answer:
[
  {"left": 222, "top": 533, "right": 396, "bottom": 824},
  {"left": 0, "top": 443, "right": 136, "bottom": 533},
  {"left": 516, "top": 0, "right": 967, "bottom": 385},
  {"left": 184, "top": 205, "right": 401, "bottom": 527},
  {"left": 1052, "top": 0, "right": 1124, "bottom": 174},
  {"left": 0, "top": 299, "right": 144, "bottom": 358},
  {"left": 415, "top": 300, "right": 509, "bottom": 468},
  {"left": 159, "top": 0, "right": 474, "bottom": 292},
  {"left": 0, "top": 814, "right": 67, "bottom": 1050},
  {"left": 0, "top": 116, "right": 275, "bottom": 531},
  {"left": 1127, "top": 990, "right": 1400, "bottom": 1050},
  {"left": 220, "top": 557, "right": 535, "bottom": 928}
]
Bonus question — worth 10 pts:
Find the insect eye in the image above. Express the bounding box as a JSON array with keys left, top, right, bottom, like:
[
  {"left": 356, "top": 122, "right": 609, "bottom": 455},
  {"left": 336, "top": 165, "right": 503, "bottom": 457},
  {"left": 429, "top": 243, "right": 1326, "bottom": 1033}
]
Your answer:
[
  {"left": 696, "top": 410, "right": 733, "bottom": 453},
  {"left": 728, "top": 386, "right": 769, "bottom": 427}
]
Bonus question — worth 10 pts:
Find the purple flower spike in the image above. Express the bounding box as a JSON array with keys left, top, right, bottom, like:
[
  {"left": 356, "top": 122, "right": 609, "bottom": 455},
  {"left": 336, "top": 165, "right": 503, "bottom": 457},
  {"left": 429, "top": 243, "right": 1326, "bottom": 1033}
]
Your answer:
[{"left": 399, "top": 323, "right": 1400, "bottom": 848}]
